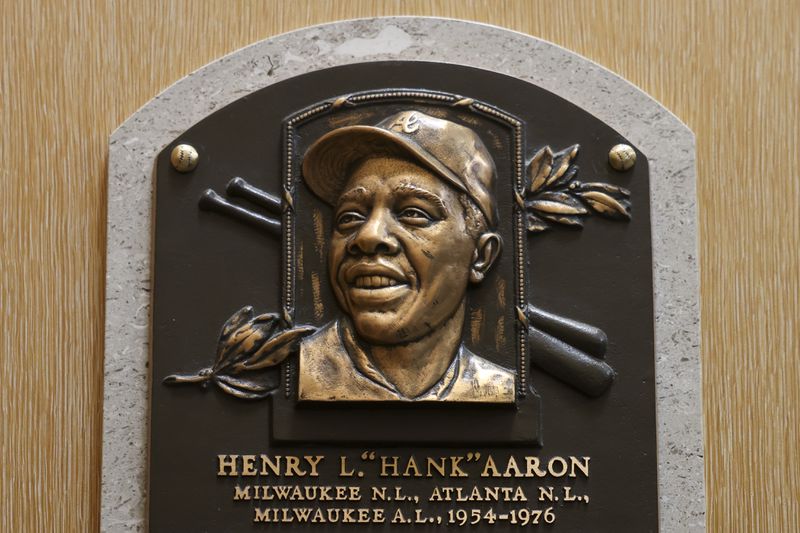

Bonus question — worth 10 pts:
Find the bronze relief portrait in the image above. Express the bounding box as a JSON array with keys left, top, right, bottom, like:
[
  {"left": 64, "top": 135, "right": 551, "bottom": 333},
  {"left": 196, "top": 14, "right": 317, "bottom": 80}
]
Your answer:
[{"left": 298, "top": 110, "right": 515, "bottom": 402}]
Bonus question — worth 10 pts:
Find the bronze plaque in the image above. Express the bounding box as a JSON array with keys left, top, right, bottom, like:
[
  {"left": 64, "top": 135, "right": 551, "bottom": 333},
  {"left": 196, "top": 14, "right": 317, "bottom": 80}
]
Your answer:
[{"left": 152, "top": 61, "right": 656, "bottom": 530}]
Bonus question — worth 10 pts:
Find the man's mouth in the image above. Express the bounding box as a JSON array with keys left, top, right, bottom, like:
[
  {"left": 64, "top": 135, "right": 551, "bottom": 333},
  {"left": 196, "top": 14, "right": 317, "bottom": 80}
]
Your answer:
[
  {"left": 345, "top": 262, "right": 410, "bottom": 289},
  {"left": 353, "top": 275, "right": 404, "bottom": 289},
  {"left": 343, "top": 262, "right": 412, "bottom": 301}
]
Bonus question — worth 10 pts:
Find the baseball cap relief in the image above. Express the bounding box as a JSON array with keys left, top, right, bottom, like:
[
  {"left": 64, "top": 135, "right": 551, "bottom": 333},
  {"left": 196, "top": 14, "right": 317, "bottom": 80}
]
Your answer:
[{"left": 301, "top": 110, "right": 499, "bottom": 229}]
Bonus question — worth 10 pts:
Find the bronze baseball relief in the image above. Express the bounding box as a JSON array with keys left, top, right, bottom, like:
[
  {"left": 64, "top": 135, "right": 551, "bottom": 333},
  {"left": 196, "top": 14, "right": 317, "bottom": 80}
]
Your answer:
[{"left": 165, "top": 93, "right": 627, "bottom": 405}]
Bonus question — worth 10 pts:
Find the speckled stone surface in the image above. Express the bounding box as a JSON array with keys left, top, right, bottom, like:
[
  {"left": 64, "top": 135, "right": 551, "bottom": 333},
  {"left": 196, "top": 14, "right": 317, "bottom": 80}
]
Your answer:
[{"left": 103, "top": 17, "right": 702, "bottom": 532}]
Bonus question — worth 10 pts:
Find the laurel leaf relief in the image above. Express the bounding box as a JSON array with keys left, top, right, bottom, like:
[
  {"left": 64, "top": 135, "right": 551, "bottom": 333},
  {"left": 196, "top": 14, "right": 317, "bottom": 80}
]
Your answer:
[
  {"left": 163, "top": 306, "right": 316, "bottom": 400},
  {"left": 524, "top": 144, "right": 632, "bottom": 232}
]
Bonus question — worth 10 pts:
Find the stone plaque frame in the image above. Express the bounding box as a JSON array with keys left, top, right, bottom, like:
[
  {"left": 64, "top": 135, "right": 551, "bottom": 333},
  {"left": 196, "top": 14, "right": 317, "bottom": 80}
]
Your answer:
[{"left": 102, "top": 17, "right": 703, "bottom": 532}]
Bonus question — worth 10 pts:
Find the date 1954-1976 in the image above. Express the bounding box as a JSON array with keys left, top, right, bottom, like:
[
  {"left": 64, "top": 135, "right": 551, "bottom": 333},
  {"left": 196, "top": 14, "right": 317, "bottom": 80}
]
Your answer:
[{"left": 447, "top": 508, "right": 556, "bottom": 526}]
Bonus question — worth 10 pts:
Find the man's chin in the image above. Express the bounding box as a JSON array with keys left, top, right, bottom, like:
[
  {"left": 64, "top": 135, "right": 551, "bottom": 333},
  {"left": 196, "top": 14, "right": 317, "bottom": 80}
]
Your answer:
[{"left": 349, "top": 312, "right": 412, "bottom": 345}]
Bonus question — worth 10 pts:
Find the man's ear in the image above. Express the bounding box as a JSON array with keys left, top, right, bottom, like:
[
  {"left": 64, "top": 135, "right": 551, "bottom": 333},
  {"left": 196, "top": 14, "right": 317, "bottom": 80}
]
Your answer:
[{"left": 470, "top": 232, "right": 503, "bottom": 283}]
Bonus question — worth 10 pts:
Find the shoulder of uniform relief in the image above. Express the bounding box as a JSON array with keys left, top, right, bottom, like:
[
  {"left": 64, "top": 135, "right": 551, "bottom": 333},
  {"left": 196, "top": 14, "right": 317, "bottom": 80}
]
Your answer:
[
  {"left": 299, "top": 321, "right": 351, "bottom": 373},
  {"left": 461, "top": 347, "right": 516, "bottom": 382}
]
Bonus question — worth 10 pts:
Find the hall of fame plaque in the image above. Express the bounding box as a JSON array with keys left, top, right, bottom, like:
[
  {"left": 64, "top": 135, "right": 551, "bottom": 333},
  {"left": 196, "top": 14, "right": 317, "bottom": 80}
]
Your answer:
[{"left": 102, "top": 18, "right": 703, "bottom": 532}]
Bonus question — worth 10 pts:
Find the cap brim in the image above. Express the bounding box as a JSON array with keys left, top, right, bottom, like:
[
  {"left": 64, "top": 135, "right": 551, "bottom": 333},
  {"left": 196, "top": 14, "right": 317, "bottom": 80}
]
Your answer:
[{"left": 301, "top": 125, "right": 467, "bottom": 206}]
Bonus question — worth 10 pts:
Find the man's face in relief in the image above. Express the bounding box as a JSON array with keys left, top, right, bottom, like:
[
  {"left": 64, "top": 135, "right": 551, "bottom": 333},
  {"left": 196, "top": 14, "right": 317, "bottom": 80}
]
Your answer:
[{"left": 328, "top": 156, "right": 482, "bottom": 346}]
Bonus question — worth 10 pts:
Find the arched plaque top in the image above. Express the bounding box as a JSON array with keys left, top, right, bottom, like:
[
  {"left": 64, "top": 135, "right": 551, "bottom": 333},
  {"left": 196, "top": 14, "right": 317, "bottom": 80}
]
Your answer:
[{"left": 113, "top": 17, "right": 693, "bottom": 152}]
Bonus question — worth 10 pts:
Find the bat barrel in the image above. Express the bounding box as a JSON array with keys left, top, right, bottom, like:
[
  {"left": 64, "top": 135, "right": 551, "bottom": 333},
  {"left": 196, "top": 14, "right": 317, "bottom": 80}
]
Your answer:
[
  {"left": 526, "top": 304, "right": 607, "bottom": 357},
  {"left": 528, "top": 325, "right": 615, "bottom": 397}
]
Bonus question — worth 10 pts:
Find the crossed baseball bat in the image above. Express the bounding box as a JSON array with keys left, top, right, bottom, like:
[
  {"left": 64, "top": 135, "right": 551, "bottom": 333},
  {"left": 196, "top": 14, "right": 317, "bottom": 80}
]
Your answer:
[{"left": 199, "top": 177, "right": 615, "bottom": 397}]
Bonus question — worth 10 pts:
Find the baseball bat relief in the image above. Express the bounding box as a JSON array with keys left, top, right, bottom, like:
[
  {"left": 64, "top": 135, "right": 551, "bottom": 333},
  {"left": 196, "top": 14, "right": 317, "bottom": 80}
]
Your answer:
[
  {"left": 525, "top": 305, "right": 615, "bottom": 397},
  {"left": 199, "top": 189, "right": 282, "bottom": 236}
]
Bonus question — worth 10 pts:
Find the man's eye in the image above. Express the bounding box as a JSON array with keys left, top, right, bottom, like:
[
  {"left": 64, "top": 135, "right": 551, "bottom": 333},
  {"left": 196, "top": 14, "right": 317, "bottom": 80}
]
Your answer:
[
  {"left": 336, "top": 211, "right": 365, "bottom": 229},
  {"left": 398, "top": 207, "right": 433, "bottom": 224},
  {"left": 400, "top": 207, "right": 433, "bottom": 220}
]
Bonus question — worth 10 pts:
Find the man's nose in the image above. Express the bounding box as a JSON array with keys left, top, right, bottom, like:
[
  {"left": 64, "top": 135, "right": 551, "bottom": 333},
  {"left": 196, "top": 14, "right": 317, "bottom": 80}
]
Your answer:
[{"left": 347, "top": 210, "right": 400, "bottom": 256}]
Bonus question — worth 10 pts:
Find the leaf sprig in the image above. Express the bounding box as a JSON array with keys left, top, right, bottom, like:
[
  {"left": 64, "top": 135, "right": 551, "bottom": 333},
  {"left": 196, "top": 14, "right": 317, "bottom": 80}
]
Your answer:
[
  {"left": 525, "top": 145, "right": 631, "bottom": 233},
  {"left": 163, "top": 306, "right": 316, "bottom": 399}
]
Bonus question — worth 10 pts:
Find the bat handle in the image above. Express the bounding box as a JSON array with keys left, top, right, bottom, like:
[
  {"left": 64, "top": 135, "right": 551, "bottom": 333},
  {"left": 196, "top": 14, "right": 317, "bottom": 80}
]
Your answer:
[
  {"left": 226, "top": 177, "right": 282, "bottom": 215},
  {"left": 199, "top": 189, "right": 281, "bottom": 236},
  {"left": 528, "top": 325, "right": 615, "bottom": 397}
]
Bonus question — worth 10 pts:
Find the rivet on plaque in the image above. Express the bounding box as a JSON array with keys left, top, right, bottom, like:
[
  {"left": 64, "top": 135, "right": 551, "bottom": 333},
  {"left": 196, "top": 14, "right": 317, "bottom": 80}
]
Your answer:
[
  {"left": 608, "top": 143, "right": 637, "bottom": 171},
  {"left": 170, "top": 143, "right": 199, "bottom": 172}
]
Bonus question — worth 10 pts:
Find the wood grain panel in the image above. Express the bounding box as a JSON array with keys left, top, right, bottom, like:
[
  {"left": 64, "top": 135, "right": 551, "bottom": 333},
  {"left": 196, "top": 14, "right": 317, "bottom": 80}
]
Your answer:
[{"left": 2, "top": 1, "right": 797, "bottom": 530}]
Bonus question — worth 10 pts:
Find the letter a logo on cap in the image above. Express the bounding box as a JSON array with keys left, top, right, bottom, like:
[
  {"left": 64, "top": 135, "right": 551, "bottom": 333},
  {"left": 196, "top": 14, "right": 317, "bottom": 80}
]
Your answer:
[{"left": 388, "top": 112, "right": 420, "bottom": 134}]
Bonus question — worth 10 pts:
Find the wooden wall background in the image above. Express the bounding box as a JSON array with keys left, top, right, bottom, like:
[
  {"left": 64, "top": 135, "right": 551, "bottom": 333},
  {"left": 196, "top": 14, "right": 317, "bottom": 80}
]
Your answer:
[{"left": 1, "top": 1, "right": 797, "bottom": 531}]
